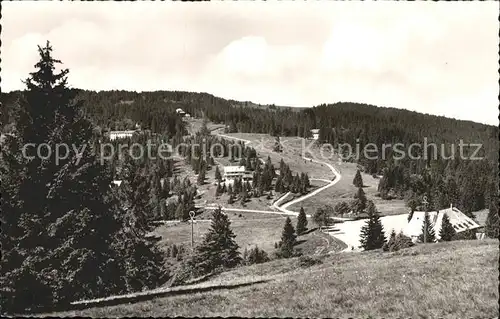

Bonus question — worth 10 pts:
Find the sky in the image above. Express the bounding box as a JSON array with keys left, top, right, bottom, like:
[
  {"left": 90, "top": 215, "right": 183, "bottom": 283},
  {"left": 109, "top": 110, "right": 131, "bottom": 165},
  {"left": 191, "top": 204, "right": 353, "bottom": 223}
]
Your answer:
[{"left": 2, "top": 1, "right": 499, "bottom": 125}]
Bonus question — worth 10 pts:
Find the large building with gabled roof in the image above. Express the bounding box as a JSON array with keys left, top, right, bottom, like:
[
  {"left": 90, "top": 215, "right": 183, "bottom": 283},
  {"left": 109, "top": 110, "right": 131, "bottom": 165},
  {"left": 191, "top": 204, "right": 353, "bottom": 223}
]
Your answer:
[{"left": 403, "top": 205, "right": 481, "bottom": 242}]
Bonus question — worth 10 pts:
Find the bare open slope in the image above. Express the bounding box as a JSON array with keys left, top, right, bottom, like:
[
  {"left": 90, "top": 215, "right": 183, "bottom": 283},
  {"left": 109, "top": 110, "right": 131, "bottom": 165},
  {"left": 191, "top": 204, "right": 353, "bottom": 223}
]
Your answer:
[{"left": 48, "top": 239, "right": 498, "bottom": 318}]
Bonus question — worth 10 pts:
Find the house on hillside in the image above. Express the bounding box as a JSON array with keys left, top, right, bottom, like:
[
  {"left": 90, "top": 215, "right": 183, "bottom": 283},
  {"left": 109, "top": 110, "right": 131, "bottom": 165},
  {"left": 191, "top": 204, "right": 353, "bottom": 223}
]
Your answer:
[
  {"left": 176, "top": 108, "right": 185, "bottom": 115},
  {"left": 310, "top": 129, "right": 320, "bottom": 140},
  {"left": 223, "top": 165, "right": 252, "bottom": 182},
  {"left": 403, "top": 205, "right": 481, "bottom": 242},
  {"left": 110, "top": 180, "right": 123, "bottom": 188},
  {"left": 108, "top": 130, "right": 138, "bottom": 141}
]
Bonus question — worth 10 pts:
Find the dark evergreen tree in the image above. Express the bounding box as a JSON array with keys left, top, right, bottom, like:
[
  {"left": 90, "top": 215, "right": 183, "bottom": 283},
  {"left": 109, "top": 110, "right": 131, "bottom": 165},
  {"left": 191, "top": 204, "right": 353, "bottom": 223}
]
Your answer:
[
  {"left": 188, "top": 208, "right": 241, "bottom": 274},
  {"left": 277, "top": 217, "right": 298, "bottom": 258},
  {"left": 383, "top": 230, "right": 414, "bottom": 252},
  {"left": 197, "top": 162, "right": 206, "bottom": 185},
  {"left": 439, "top": 213, "right": 456, "bottom": 241},
  {"left": 352, "top": 187, "right": 367, "bottom": 214},
  {"left": 296, "top": 207, "right": 308, "bottom": 235},
  {"left": 353, "top": 170, "right": 363, "bottom": 188},
  {"left": 0, "top": 42, "right": 166, "bottom": 313},
  {"left": 215, "top": 165, "right": 222, "bottom": 182},
  {"left": 313, "top": 207, "right": 330, "bottom": 228},
  {"left": 418, "top": 212, "right": 436, "bottom": 243},
  {"left": 334, "top": 201, "right": 350, "bottom": 217},
  {"left": 228, "top": 193, "right": 235, "bottom": 204},
  {"left": 244, "top": 246, "right": 270, "bottom": 265},
  {"left": 119, "top": 154, "right": 155, "bottom": 232},
  {"left": 382, "top": 229, "right": 397, "bottom": 252},
  {"left": 485, "top": 203, "right": 499, "bottom": 239},
  {"left": 359, "top": 204, "right": 386, "bottom": 250}
]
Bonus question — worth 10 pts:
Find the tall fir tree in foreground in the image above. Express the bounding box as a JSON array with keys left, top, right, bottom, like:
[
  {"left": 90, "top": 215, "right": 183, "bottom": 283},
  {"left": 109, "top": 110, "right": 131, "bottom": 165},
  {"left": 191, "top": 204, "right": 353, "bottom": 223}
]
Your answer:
[
  {"left": 188, "top": 207, "right": 241, "bottom": 275},
  {"left": 277, "top": 217, "right": 298, "bottom": 258},
  {"left": 353, "top": 169, "right": 363, "bottom": 188},
  {"left": 296, "top": 206, "right": 308, "bottom": 235},
  {"left": 0, "top": 42, "right": 166, "bottom": 313},
  {"left": 418, "top": 212, "right": 436, "bottom": 243},
  {"left": 439, "top": 213, "right": 456, "bottom": 241},
  {"left": 359, "top": 202, "right": 386, "bottom": 250}
]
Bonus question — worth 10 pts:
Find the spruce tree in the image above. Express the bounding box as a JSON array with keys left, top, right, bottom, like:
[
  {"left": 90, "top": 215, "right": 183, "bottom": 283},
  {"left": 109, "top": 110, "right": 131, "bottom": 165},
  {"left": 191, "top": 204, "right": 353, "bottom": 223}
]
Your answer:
[
  {"left": 228, "top": 193, "right": 235, "bottom": 204},
  {"left": 352, "top": 187, "right": 367, "bottom": 214},
  {"left": 197, "top": 163, "right": 206, "bottom": 185},
  {"left": 119, "top": 154, "right": 155, "bottom": 232},
  {"left": 359, "top": 204, "right": 386, "bottom": 250},
  {"left": 0, "top": 42, "right": 166, "bottom": 313},
  {"left": 484, "top": 180, "right": 499, "bottom": 238},
  {"left": 353, "top": 169, "right": 364, "bottom": 188},
  {"left": 418, "top": 212, "right": 436, "bottom": 243},
  {"left": 439, "top": 213, "right": 456, "bottom": 241},
  {"left": 485, "top": 204, "right": 499, "bottom": 239},
  {"left": 189, "top": 207, "right": 241, "bottom": 274},
  {"left": 277, "top": 217, "right": 297, "bottom": 258},
  {"left": 296, "top": 207, "right": 308, "bottom": 235},
  {"left": 215, "top": 166, "right": 222, "bottom": 182},
  {"left": 383, "top": 229, "right": 397, "bottom": 251}
]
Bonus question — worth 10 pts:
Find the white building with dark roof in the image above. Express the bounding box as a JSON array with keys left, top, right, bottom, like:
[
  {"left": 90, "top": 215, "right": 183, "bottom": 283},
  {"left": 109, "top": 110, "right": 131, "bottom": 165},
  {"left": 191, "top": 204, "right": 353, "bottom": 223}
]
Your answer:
[
  {"left": 223, "top": 165, "right": 252, "bottom": 182},
  {"left": 310, "top": 129, "right": 320, "bottom": 140},
  {"left": 404, "top": 205, "right": 481, "bottom": 242},
  {"left": 108, "top": 130, "right": 137, "bottom": 141}
]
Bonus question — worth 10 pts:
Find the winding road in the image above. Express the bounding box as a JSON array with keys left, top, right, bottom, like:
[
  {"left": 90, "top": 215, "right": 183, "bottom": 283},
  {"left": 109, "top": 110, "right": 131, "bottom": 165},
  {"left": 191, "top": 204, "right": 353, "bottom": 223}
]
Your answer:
[{"left": 213, "top": 133, "right": 342, "bottom": 216}]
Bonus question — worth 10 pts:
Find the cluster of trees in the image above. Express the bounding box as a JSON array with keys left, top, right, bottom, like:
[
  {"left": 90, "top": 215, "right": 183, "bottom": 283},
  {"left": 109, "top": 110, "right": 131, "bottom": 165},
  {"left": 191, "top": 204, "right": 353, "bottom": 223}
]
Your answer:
[
  {"left": 275, "top": 159, "right": 311, "bottom": 194},
  {"left": 218, "top": 178, "right": 253, "bottom": 205},
  {"left": 242, "top": 246, "right": 270, "bottom": 265},
  {"left": 214, "top": 155, "right": 311, "bottom": 205},
  {"left": 377, "top": 159, "right": 496, "bottom": 218},
  {"left": 0, "top": 43, "right": 168, "bottom": 313},
  {"left": 107, "top": 137, "right": 197, "bottom": 222}
]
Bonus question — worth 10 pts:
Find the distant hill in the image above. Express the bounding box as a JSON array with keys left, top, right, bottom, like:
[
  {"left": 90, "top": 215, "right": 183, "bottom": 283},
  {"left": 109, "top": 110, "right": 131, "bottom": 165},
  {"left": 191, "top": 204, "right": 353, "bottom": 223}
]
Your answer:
[{"left": 228, "top": 99, "right": 305, "bottom": 112}]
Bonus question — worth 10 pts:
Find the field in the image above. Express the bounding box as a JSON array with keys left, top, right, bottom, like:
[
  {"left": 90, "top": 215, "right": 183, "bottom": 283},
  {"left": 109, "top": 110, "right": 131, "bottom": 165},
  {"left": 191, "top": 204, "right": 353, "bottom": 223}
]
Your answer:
[
  {"left": 49, "top": 239, "right": 499, "bottom": 318},
  {"left": 152, "top": 213, "right": 346, "bottom": 255}
]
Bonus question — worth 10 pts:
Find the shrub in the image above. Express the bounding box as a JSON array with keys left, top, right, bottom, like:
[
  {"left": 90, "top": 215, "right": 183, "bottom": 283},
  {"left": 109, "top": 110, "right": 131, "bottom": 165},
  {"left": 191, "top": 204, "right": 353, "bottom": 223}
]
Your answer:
[
  {"left": 244, "top": 246, "right": 270, "bottom": 265},
  {"left": 298, "top": 255, "right": 323, "bottom": 268},
  {"left": 383, "top": 230, "right": 414, "bottom": 252}
]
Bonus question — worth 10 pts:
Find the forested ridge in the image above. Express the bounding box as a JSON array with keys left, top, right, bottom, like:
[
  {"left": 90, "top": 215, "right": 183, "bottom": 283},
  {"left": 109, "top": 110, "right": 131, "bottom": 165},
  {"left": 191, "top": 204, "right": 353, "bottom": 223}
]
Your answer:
[
  {"left": 2, "top": 85, "right": 497, "bottom": 217},
  {"left": 3, "top": 89, "right": 496, "bottom": 156}
]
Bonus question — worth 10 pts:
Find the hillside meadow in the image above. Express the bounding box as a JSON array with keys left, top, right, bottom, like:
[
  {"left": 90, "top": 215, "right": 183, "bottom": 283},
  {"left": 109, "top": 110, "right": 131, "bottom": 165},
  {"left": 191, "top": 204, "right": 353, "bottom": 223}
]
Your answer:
[{"left": 47, "top": 239, "right": 498, "bottom": 318}]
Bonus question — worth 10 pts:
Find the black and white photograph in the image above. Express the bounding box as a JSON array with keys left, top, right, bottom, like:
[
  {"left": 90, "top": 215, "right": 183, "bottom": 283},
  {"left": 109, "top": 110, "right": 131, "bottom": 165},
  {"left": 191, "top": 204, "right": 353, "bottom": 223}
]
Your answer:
[{"left": 1, "top": 1, "right": 499, "bottom": 317}]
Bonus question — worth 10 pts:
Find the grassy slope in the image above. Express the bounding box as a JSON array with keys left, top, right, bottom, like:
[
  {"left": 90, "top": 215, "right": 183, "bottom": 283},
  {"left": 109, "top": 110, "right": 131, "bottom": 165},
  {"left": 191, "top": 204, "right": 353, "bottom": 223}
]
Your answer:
[
  {"left": 50, "top": 239, "right": 498, "bottom": 318},
  {"left": 153, "top": 215, "right": 345, "bottom": 256}
]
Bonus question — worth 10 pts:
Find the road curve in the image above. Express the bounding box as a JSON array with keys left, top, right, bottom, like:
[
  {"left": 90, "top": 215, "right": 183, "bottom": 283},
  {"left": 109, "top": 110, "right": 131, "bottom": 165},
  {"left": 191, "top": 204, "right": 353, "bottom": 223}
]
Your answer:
[
  {"left": 214, "top": 133, "right": 343, "bottom": 216},
  {"left": 277, "top": 156, "right": 342, "bottom": 214}
]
